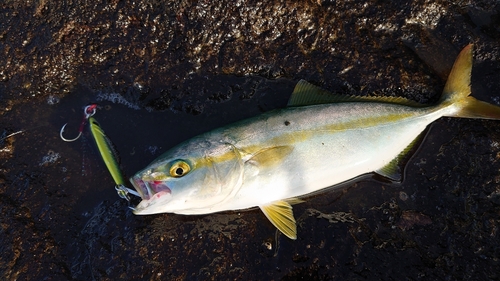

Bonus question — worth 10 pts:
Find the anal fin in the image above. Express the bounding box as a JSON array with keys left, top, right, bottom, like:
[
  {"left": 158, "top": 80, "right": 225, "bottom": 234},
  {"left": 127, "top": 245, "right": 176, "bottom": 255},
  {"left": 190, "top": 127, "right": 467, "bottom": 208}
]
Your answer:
[
  {"left": 375, "top": 130, "right": 427, "bottom": 182},
  {"left": 259, "top": 200, "right": 297, "bottom": 240}
]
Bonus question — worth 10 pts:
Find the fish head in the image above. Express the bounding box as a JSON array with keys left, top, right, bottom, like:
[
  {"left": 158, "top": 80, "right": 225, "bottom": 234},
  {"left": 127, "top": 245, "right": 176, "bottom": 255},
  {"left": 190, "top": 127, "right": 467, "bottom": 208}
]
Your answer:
[{"left": 130, "top": 137, "right": 244, "bottom": 215}]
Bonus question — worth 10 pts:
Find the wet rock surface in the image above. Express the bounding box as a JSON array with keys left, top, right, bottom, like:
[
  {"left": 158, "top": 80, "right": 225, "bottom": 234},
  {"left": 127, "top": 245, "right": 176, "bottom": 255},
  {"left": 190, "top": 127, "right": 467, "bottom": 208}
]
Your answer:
[{"left": 1, "top": 0, "right": 499, "bottom": 280}]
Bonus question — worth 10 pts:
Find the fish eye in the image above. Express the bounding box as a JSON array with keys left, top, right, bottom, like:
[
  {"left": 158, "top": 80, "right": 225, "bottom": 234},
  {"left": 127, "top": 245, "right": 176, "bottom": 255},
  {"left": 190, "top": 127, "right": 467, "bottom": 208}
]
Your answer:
[{"left": 169, "top": 160, "right": 191, "bottom": 177}]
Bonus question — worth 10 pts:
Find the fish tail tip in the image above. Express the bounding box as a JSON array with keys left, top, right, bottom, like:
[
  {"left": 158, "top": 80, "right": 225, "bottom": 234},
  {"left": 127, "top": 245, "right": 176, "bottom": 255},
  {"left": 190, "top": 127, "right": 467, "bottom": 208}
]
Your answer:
[
  {"left": 442, "top": 44, "right": 473, "bottom": 102},
  {"left": 441, "top": 44, "right": 500, "bottom": 120}
]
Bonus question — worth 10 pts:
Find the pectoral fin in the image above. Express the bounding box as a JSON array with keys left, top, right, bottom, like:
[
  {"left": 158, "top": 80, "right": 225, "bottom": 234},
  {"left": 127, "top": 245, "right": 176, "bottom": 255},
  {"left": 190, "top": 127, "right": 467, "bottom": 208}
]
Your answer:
[
  {"left": 259, "top": 200, "right": 297, "bottom": 240},
  {"left": 247, "top": 146, "right": 293, "bottom": 167}
]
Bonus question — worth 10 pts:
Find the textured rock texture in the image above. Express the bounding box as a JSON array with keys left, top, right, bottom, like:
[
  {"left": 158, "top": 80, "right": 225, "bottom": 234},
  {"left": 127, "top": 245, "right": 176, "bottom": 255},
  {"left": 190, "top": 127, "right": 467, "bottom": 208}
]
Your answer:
[{"left": 1, "top": 0, "right": 499, "bottom": 280}]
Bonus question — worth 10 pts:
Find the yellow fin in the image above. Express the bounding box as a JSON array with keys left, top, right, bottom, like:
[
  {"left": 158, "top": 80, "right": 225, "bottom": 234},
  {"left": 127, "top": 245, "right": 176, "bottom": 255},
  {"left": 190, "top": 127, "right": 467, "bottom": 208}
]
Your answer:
[
  {"left": 285, "top": 197, "right": 305, "bottom": 205},
  {"left": 375, "top": 159, "right": 401, "bottom": 182},
  {"left": 442, "top": 44, "right": 472, "bottom": 102},
  {"left": 287, "top": 80, "right": 338, "bottom": 106},
  {"left": 455, "top": 98, "right": 500, "bottom": 120},
  {"left": 441, "top": 44, "right": 500, "bottom": 120},
  {"left": 288, "top": 80, "right": 424, "bottom": 107},
  {"left": 259, "top": 200, "right": 297, "bottom": 240},
  {"left": 375, "top": 130, "right": 426, "bottom": 182},
  {"left": 247, "top": 146, "right": 293, "bottom": 167}
]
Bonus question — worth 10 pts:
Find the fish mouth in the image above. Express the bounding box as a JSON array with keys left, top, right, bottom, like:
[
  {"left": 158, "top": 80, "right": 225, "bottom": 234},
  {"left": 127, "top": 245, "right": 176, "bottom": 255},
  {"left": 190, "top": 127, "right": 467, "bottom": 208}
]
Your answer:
[{"left": 130, "top": 176, "right": 172, "bottom": 201}]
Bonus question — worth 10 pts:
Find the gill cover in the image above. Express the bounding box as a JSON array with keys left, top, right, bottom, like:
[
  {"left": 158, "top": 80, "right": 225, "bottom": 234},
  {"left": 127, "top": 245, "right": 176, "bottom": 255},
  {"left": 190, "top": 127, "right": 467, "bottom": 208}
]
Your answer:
[
  {"left": 132, "top": 141, "right": 245, "bottom": 214},
  {"left": 194, "top": 143, "right": 245, "bottom": 207}
]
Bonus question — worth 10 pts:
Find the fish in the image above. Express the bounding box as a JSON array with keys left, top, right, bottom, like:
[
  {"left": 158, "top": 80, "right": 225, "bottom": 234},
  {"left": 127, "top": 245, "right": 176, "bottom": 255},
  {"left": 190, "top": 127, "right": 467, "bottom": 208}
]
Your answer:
[{"left": 130, "top": 44, "right": 500, "bottom": 239}]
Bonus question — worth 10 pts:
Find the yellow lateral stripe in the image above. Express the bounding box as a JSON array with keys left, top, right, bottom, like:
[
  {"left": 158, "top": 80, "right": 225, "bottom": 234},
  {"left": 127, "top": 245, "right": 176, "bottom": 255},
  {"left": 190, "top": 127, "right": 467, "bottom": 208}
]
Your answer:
[
  {"left": 154, "top": 106, "right": 422, "bottom": 185},
  {"left": 188, "top": 111, "right": 420, "bottom": 171},
  {"left": 265, "top": 111, "right": 418, "bottom": 147}
]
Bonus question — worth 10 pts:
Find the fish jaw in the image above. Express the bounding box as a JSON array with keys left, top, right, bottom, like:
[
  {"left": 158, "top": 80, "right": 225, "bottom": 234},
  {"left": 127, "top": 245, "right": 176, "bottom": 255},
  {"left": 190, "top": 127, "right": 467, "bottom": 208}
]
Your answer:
[
  {"left": 133, "top": 190, "right": 173, "bottom": 214},
  {"left": 130, "top": 175, "right": 174, "bottom": 214},
  {"left": 130, "top": 176, "right": 173, "bottom": 200}
]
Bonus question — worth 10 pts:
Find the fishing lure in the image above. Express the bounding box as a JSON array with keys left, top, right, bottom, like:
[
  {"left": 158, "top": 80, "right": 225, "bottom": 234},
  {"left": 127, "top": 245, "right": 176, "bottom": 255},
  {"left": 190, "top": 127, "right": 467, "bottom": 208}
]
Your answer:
[{"left": 60, "top": 104, "right": 139, "bottom": 201}]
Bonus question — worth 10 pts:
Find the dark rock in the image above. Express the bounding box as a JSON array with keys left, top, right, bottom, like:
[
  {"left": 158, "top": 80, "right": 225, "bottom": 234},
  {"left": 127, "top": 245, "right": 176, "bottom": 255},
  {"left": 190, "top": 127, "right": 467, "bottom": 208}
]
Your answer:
[{"left": 0, "top": 0, "right": 499, "bottom": 280}]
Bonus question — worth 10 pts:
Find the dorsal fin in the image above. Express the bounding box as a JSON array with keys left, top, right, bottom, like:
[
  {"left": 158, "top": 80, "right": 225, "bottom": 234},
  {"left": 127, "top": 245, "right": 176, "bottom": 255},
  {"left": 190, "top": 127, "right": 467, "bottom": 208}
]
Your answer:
[
  {"left": 287, "top": 80, "right": 339, "bottom": 106},
  {"left": 288, "top": 80, "right": 425, "bottom": 107}
]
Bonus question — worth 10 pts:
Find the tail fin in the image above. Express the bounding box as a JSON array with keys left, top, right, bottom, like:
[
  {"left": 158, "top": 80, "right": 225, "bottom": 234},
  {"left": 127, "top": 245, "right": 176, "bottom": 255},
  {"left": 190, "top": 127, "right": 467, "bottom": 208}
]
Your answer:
[{"left": 441, "top": 44, "right": 500, "bottom": 120}]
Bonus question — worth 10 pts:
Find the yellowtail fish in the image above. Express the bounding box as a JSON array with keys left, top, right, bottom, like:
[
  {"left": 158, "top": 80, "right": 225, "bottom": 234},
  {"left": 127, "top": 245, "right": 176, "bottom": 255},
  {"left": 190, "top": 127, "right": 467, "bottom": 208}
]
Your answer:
[{"left": 130, "top": 45, "right": 500, "bottom": 239}]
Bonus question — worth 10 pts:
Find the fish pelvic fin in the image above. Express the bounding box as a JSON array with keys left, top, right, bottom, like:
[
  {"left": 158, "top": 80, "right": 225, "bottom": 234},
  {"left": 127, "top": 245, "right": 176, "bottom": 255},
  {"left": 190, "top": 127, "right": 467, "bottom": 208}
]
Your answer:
[
  {"left": 259, "top": 200, "right": 297, "bottom": 240},
  {"left": 441, "top": 44, "right": 500, "bottom": 120}
]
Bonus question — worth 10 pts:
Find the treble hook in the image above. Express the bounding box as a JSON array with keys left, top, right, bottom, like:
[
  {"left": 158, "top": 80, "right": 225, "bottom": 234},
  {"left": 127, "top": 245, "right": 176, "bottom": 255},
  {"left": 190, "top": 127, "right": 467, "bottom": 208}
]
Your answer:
[
  {"left": 60, "top": 104, "right": 98, "bottom": 142},
  {"left": 115, "top": 184, "right": 141, "bottom": 202}
]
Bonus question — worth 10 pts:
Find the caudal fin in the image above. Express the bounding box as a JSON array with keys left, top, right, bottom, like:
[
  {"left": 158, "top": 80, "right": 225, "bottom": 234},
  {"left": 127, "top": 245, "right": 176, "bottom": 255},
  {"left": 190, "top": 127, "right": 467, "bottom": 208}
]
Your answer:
[{"left": 441, "top": 44, "right": 500, "bottom": 120}]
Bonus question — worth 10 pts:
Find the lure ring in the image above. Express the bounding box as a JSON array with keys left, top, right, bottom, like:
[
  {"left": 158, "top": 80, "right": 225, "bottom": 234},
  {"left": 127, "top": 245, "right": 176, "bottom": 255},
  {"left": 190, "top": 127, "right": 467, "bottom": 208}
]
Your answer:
[{"left": 84, "top": 105, "right": 97, "bottom": 118}]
